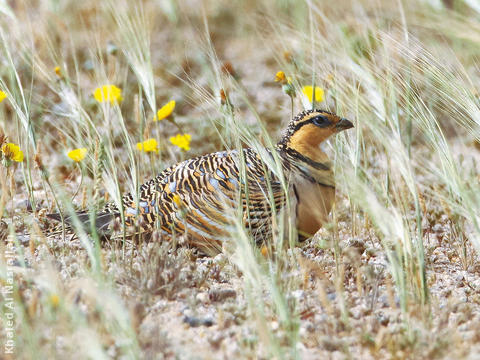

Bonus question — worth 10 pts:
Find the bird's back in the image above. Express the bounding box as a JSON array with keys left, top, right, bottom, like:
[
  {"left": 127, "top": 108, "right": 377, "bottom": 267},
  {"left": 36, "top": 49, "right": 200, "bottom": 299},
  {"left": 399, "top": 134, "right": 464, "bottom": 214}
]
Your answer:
[{"left": 105, "top": 148, "right": 285, "bottom": 252}]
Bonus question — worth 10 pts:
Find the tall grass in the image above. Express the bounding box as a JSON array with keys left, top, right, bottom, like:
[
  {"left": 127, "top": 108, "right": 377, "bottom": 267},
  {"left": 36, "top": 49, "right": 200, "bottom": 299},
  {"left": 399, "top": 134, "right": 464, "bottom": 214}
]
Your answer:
[{"left": 1, "top": 0, "right": 479, "bottom": 358}]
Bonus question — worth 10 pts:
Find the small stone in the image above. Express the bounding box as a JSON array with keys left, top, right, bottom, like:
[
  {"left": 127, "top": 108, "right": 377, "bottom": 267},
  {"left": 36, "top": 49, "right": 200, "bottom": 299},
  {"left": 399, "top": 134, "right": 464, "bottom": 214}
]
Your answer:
[
  {"left": 376, "top": 312, "right": 389, "bottom": 326},
  {"left": 347, "top": 238, "right": 366, "bottom": 253},
  {"left": 290, "top": 290, "right": 305, "bottom": 300},
  {"left": 350, "top": 306, "right": 362, "bottom": 319},
  {"left": 302, "top": 321, "right": 315, "bottom": 333},
  {"left": 209, "top": 288, "right": 236, "bottom": 302},
  {"left": 196, "top": 292, "right": 210, "bottom": 304},
  {"left": 365, "top": 247, "right": 377, "bottom": 257},
  {"left": 17, "top": 234, "right": 30, "bottom": 245},
  {"left": 208, "top": 333, "right": 224, "bottom": 349},
  {"left": 213, "top": 253, "right": 227, "bottom": 264},
  {"left": 321, "top": 336, "right": 343, "bottom": 351},
  {"left": 183, "top": 315, "right": 214, "bottom": 327},
  {"left": 378, "top": 295, "right": 390, "bottom": 308},
  {"left": 16, "top": 199, "right": 33, "bottom": 212},
  {"left": 33, "top": 181, "right": 43, "bottom": 190}
]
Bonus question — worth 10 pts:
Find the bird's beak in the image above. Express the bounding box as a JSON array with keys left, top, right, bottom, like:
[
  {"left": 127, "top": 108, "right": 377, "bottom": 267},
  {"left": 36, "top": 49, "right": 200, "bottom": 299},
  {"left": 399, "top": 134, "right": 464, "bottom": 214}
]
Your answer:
[{"left": 336, "top": 118, "right": 354, "bottom": 131}]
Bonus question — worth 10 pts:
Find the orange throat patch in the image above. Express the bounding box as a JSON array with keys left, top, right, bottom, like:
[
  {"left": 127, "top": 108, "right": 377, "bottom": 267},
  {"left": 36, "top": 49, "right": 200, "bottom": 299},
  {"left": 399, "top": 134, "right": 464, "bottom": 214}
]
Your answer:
[{"left": 286, "top": 123, "right": 334, "bottom": 162}]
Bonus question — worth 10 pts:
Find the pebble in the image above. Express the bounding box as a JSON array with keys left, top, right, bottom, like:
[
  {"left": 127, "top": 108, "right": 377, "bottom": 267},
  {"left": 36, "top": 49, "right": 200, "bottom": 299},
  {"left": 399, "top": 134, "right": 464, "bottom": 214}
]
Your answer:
[
  {"left": 16, "top": 199, "right": 33, "bottom": 212},
  {"left": 432, "top": 223, "right": 443, "bottom": 233},
  {"left": 376, "top": 312, "right": 389, "bottom": 326},
  {"left": 17, "top": 234, "right": 30, "bottom": 245},
  {"left": 208, "top": 333, "right": 224, "bottom": 348},
  {"left": 209, "top": 288, "right": 236, "bottom": 302},
  {"left": 321, "top": 336, "right": 343, "bottom": 351},
  {"left": 290, "top": 290, "right": 305, "bottom": 300},
  {"left": 213, "top": 253, "right": 227, "bottom": 264},
  {"left": 196, "top": 292, "right": 209, "bottom": 304},
  {"left": 183, "top": 315, "right": 214, "bottom": 327},
  {"left": 327, "top": 292, "right": 336, "bottom": 301},
  {"left": 301, "top": 321, "right": 315, "bottom": 333}
]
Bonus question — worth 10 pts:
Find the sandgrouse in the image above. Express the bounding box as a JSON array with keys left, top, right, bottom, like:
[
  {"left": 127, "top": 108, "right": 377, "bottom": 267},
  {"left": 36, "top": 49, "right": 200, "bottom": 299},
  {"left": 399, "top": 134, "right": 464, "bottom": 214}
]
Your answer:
[{"left": 49, "top": 109, "right": 353, "bottom": 254}]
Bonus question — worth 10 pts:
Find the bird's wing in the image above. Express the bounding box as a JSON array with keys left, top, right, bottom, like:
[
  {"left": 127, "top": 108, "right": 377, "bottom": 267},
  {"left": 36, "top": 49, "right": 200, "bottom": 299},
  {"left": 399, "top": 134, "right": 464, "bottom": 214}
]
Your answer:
[{"left": 112, "top": 149, "right": 286, "bottom": 243}]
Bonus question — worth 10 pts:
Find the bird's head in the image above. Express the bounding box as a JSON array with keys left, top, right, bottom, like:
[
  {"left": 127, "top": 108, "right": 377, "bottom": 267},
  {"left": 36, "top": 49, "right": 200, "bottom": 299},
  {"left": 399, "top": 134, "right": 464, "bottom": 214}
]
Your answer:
[{"left": 278, "top": 109, "right": 354, "bottom": 151}]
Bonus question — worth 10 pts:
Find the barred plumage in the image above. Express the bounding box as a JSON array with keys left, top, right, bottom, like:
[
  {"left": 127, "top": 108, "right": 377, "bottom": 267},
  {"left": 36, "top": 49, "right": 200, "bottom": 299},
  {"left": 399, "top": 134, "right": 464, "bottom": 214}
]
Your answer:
[{"left": 49, "top": 109, "right": 353, "bottom": 253}]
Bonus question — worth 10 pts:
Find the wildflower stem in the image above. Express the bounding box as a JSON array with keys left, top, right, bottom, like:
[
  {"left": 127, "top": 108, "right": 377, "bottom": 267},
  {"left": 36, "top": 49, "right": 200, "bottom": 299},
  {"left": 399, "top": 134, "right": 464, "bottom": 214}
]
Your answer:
[
  {"left": 290, "top": 96, "right": 294, "bottom": 119},
  {"left": 170, "top": 117, "right": 184, "bottom": 133},
  {"left": 0, "top": 167, "right": 8, "bottom": 221},
  {"left": 43, "top": 173, "right": 67, "bottom": 242},
  {"left": 71, "top": 164, "right": 85, "bottom": 201}
]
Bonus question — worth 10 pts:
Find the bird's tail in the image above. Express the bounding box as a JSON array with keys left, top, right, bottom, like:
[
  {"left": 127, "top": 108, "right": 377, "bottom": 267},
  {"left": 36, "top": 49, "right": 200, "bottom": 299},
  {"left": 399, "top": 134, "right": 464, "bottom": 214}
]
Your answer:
[{"left": 46, "top": 211, "right": 115, "bottom": 237}]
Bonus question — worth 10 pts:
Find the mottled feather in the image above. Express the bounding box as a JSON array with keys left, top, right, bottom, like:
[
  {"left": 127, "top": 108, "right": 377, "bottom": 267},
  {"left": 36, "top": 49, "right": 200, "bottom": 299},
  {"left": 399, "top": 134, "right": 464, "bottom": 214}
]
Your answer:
[{"left": 48, "top": 109, "right": 353, "bottom": 253}]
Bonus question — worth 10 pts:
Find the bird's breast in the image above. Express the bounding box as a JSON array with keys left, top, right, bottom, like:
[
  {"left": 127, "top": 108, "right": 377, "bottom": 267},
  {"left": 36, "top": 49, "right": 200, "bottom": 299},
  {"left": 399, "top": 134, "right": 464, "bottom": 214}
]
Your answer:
[{"left": 293, "top": 175, "right": 335, "bottom": 238}]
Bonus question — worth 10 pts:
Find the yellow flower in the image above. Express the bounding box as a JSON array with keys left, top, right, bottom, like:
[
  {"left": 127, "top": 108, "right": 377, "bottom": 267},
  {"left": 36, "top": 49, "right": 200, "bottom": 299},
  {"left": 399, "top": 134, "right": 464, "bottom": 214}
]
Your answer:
[
  {"left": 169, "top": 134, "right": 191, "bottom": 151},
  {"left": 1, "top": 143, "right": 24, "bottom": 162},
  {"left": 261, "top": 245, "right": 269, "bottom": 258},
  {"left": 136, "top": 138, "right": 158, "bottom": 153},
  {"left": 275, "top": 71, "right": 286, "bottom": 83},
  {"left": 155, "top": 100, "right": 175, "bottom": 121},
  {"left": 302, "top": 85, "right": 324, "bottom": 103},
  {"left": 49, "top": 294, "right": 60, "bottom": 308},
  {"left": 93, "top": 85, "right": 123, "bottom": 104},
  {"left": 0, "top": 91, "right": 6, "bottom": 103},
  {"left": 67, "top": 148, "right": 87, "bottom": 162}
]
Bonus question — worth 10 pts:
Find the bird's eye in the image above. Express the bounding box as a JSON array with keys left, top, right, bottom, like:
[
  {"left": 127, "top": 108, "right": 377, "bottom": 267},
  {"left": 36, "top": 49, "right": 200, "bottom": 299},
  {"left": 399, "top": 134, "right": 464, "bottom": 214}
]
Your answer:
[{"left": 311, "top": 115, "right": 330, "bottom": 127}]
